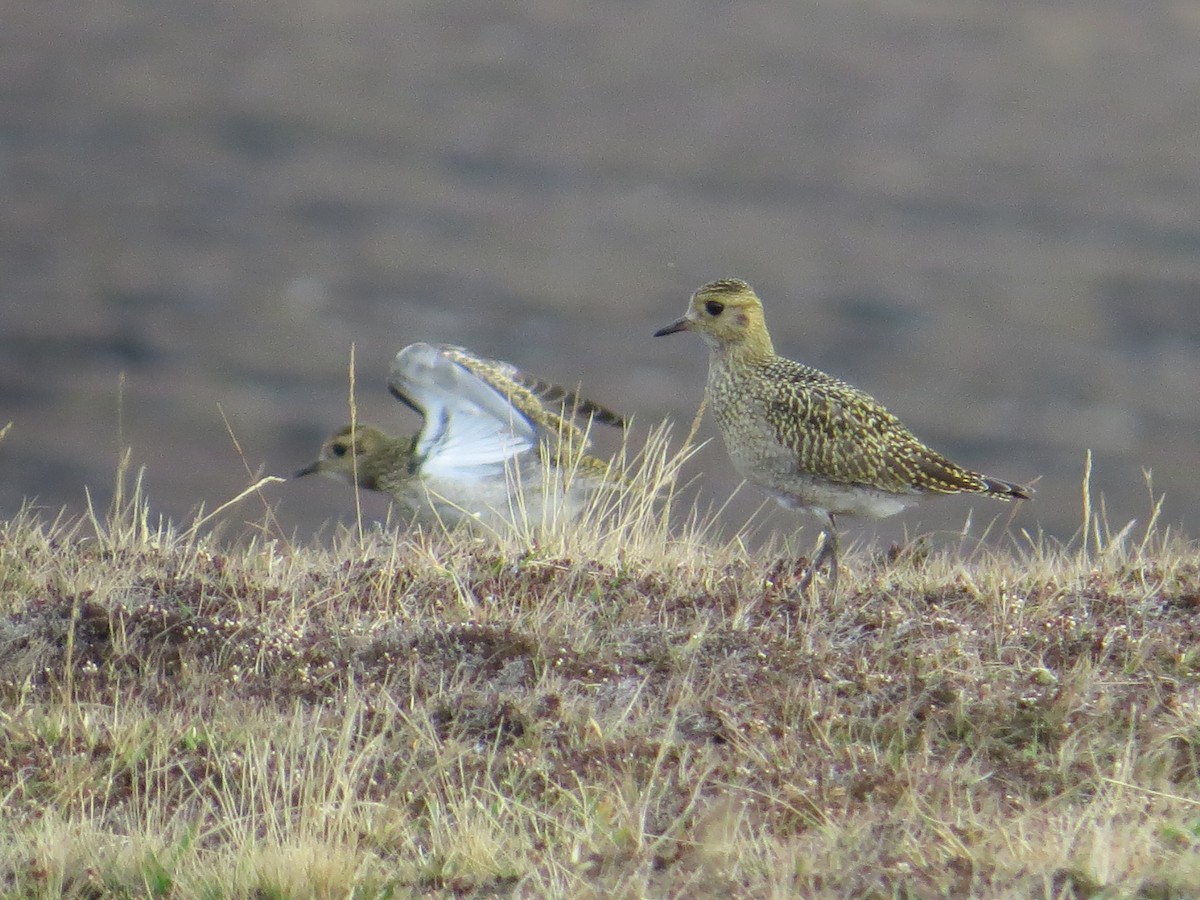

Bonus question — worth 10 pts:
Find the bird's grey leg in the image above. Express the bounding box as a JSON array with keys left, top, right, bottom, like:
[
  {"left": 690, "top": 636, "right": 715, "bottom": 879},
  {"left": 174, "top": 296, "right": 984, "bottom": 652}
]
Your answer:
[{"left": 798, "top": 512, "right": 839, "bottom": 595}]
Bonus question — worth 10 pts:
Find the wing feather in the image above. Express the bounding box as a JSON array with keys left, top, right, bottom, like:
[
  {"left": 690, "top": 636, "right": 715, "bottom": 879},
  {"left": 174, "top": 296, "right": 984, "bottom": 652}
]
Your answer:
[
  {"left": 388, "top": 343, "right": 538, "bottom": 480},
  {"left": 438, "top": 345, "right": 626, "bottom": 436},
  {"left": 757, "top": 358, "right": 993, "bottom": 495}
]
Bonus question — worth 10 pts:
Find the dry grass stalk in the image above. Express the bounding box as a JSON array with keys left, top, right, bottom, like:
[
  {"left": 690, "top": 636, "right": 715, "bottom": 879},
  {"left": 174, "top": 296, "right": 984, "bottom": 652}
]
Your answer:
[{"left": 0, "top": 441, "right": 1197, "bottom": 896}]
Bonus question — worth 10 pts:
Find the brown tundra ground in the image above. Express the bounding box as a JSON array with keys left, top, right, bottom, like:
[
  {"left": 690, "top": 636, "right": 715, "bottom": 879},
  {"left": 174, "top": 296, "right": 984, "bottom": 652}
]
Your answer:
[{"left": 1, "top": 432, "right": 1199, "bottom": 898}]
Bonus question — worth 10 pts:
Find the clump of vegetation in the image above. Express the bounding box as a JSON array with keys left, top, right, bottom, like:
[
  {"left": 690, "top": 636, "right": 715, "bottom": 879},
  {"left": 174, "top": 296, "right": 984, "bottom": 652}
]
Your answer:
[{"left": 1, "top": 430, "right": 1197, "bottom": 897}]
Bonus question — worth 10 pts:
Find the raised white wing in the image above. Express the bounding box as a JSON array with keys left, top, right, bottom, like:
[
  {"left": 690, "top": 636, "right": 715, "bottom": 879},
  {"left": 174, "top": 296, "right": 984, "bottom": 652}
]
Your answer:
[
  {"left": 438, "top": 344, "right": 626, "bottom": 434},
  {"left": 388, "top": 343, "right": 539, "bottom": 481}
]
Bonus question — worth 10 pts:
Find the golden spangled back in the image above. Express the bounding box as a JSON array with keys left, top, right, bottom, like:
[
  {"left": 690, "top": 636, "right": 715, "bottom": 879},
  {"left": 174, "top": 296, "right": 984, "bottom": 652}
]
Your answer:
[{"left": 709, "top": 351, "right": 1028, "bottom": 499}]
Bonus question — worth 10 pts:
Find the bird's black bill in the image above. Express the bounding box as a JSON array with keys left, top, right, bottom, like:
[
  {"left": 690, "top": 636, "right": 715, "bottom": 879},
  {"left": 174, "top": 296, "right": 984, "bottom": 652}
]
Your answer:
[
  {"left": 653, "top": 318, "right": 689, "bottom": 337},
  {"left": 294, "top": 462, "right": 320, "bottom": 478}
]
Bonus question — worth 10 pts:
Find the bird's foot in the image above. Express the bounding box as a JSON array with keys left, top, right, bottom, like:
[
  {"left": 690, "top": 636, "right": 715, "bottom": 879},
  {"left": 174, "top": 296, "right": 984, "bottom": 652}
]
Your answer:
[
  {"left": 797, "top": 518, "right": 840, "bottom": 597},
  {"left": 796, "top": 550, "right": 838, "bottom": 597}
]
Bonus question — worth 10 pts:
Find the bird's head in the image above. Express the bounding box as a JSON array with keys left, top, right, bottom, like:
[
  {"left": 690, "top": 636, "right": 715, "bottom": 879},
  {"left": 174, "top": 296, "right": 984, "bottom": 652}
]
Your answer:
[
  {"left": 294, "top": 424, "right": 395, "bottom": 489},
  {"left": 653, "top": 278, "right": 774, "bottom": 358}
]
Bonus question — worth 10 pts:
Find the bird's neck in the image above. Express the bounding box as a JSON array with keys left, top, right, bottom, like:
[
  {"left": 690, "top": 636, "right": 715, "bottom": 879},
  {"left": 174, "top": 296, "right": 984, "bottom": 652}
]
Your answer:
[
  {"left": 366, "top": 437, "right": 417, "bottom": 489},
  {"left": 711, "top": 330, "right": 775, "bottom": 369}
]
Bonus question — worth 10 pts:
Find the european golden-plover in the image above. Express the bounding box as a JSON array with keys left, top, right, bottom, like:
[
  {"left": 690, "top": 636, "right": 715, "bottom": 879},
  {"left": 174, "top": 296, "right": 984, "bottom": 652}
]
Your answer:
[
  {"left": 296, "top": 342, "right": 624, "bottom": 530},
  {"left": 654, "top": 278, "right": 1030, "bottom": 592}
]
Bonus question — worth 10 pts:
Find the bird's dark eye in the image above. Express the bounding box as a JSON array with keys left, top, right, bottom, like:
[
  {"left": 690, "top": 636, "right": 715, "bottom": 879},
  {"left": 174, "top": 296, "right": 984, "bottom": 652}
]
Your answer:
[
  {"left": 704, "top": 300, "right": 725, "bottom": 316},
  {"left": 331, "top": 443, "right": 347, "bottom": 457}
]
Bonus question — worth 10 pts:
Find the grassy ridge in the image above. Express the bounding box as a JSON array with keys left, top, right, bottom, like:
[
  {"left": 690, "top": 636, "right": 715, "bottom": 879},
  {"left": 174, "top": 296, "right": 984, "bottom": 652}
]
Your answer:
[{"left": 1, "top": 436, "right": 1198, "bottom": 897}]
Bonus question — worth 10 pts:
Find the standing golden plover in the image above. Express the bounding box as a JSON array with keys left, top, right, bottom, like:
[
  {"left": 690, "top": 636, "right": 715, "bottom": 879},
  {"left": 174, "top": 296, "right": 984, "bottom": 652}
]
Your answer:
[
  {"left": 296, "top": 342, "right": 624, "bottom": 530},
  {"left": 654, "top": 278, "right": 1030, "bottom": 593}
]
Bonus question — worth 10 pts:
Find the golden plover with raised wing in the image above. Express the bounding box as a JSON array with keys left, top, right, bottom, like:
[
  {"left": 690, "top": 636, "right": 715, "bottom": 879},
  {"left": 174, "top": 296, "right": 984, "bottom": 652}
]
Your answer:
[
  {"left": 296, "top": 342, "right": 624, "bottom": 530},
  {"left": 654, "top": 278, "right": 1030, "bottom": 593}
]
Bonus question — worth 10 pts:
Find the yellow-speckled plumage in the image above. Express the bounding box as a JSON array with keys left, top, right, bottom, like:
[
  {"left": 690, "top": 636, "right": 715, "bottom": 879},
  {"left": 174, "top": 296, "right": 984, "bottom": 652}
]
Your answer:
[{"left": 655, "top": 278, "right": 1030, "bottom": 591}]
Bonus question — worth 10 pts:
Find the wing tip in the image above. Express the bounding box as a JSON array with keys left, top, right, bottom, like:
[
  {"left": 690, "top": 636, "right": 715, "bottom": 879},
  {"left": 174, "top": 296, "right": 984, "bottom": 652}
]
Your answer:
[{"left": 983, "top": 476, "right": 1033, "bottom": 501}]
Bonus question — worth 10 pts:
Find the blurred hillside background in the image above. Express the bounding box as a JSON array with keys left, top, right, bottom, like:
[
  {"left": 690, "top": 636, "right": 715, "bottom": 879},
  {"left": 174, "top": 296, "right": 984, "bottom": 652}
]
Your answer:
[{"left": 2, "top": 0, "right": 1198, "bottom": 549}]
